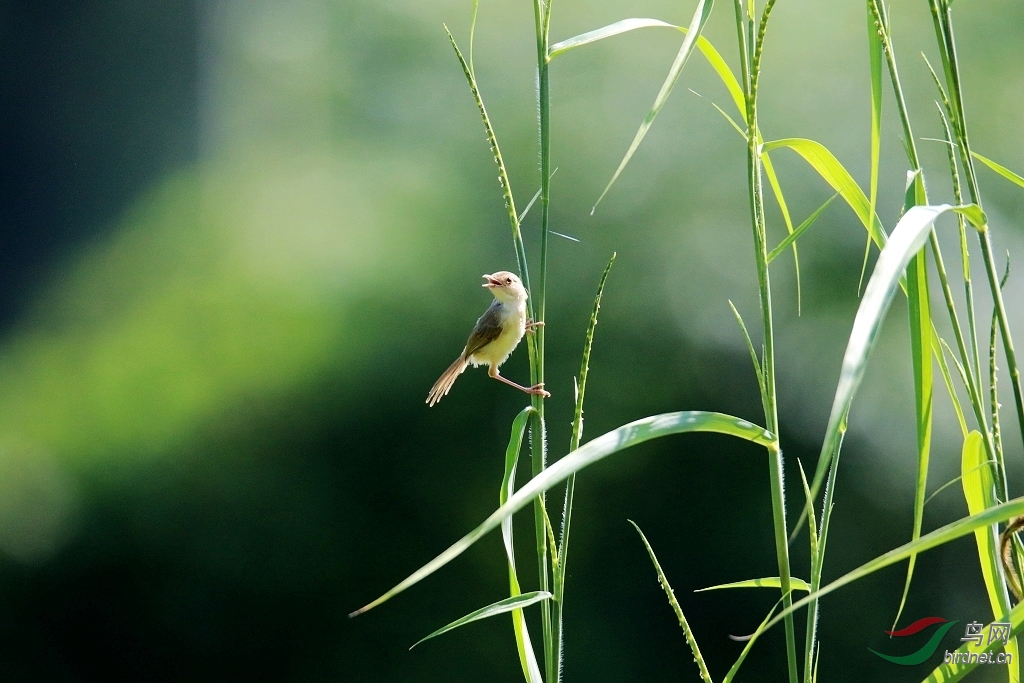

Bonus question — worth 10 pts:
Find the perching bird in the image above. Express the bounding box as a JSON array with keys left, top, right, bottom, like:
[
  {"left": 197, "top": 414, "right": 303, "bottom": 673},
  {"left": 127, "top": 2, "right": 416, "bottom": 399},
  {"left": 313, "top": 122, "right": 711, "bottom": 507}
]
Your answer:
[{"left": 427, "top": 271, "right": 550, "bottom": 406}]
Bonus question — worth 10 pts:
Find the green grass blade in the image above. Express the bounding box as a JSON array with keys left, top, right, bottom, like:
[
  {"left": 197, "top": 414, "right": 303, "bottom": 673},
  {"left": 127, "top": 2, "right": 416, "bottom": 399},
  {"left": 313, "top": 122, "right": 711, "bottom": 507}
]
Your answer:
[
  {"left": 695, "top": 577, "right": 810, "bottom": 592},
  {"left": 766, "top": 193, "right": 839, "bottom": 263},
  {"left": 797, "top": 459, "right": 819, "bottom": 683},
  {"left": 866, "top": 0, "right": 883, "bottom": 272},
  {"left": 410, "top": 592, "right": 553, "bottom": 650},
  {"left": 500, "top": 407, "right": 544, "bottom": 683},
  {"left": 804, "top": 204, "right": 983, "bottom": 522},
  {"left": 918, "top": 606, "right": 1023, "bottom": 682},
  {"left": 933, "top": 330, "right": 969, "bottom": 438},
  {"left": 892, "top": 172, "right": 933, "bottom": 631},
  {"left": 960, "top": 429, "right": 1019, "bottom": 679},
  {"left": 630, "top": 521, "right": 712, "bottom": 683},
  {"left": 973, "top": 152, "right": 1024, "bottom": 190},
  {"left": 961, "top": 431, "right": 1013, "bottom": 613},
  {"left": 758, "top": 496, "right": 1024, "bottom": 649},
  {"left": 761, "top": 138, "right": 887, "bottom": 249},
  {"left": 728, "top": 300, "right": 767, "bottom": 416},
  {"left": 551, "top": 21, "right": 744, "bottom": 123},
  {"left": 592, "top": 0, "right": 715, "bottom": 212},
  {"left": 761, "top": 153, "right": 802, "bottom": 312},
  {"left": 350, "top": 411, "right": 775, "bottom": 616},
  {"left": 555, "top": 253, "right": 615, "bottom": 682},
  {"left": 549, "top": 18, "right": 677, "bottom": 59}
]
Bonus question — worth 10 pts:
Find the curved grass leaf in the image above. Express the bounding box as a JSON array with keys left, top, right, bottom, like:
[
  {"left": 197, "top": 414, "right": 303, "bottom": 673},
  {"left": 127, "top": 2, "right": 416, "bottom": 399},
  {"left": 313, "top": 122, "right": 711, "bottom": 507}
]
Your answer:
[
  {"left": 973, "top": 152, "right": 1024, "bottom": 190},
  {"left": 500, "top": 406, "right": 544, "bottom": 683},
  {"left": 550, "top": 17, "right": 745, "bottom": 123},
  {"left": 766, "top": 193, "right": 838, "bottom": 263},
  {"left": 410, "top": 591, "right": 552, "bottom": 650},
  {"left": 592, "top": 0, "right": 715, "bottom": 212},
  {"left": 803, "top": 204, "right": 983, "bottom": 517},
  {"left": 350, "top": 411, "right": 775, "bottom": 616},
  {"left": 728, "top": 301, "right": 766, "bottom": 417},
  {"left": 960, "top": 430, "right": 1020, "bottom": 679},
  {"left": 549, "top": 18, "right": 676, "bottom": 59},
  {"left": 892, "top": 171, "right": 933, "bottom": 632},
  {"left": 630, "top": 521, "right": 712, "bottom": 683},
  {"left": 761, "top": 496, "right": 1024, "bottom": 641},
  {"left": 761, "top": 138, "right": 886, "bottom": 249},
  {"left": 696, "top": 577, "right": 810, "bottom": 592}
]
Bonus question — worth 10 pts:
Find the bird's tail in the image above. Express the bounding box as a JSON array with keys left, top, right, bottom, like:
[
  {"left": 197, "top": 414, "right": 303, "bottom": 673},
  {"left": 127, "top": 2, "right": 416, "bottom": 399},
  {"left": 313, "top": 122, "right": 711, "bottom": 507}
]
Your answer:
[{"left": 426, "top": 352, "right": 469, "bottom": 407}]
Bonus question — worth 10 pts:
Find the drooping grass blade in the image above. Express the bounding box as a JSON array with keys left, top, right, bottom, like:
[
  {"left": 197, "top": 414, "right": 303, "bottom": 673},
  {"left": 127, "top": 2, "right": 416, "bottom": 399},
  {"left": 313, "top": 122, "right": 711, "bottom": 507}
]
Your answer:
[
  {"left": 410, "top": 592, "right": 552, "bottom": 650},
  {"left": 803, "top": 204, "right": 984, "bottom": 522},
  {"left": 500, "top": 406, "right": 544, "bottom": 683},
  {"left": 350, "top": 411, "right": 775, "bottom": 616}
]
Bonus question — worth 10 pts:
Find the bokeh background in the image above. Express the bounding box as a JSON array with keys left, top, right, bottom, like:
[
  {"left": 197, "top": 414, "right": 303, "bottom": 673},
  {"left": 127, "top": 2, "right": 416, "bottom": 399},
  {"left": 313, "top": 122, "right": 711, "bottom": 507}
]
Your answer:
[{"left": 2, "top": 0, "right": 1024, "bottom": 680}]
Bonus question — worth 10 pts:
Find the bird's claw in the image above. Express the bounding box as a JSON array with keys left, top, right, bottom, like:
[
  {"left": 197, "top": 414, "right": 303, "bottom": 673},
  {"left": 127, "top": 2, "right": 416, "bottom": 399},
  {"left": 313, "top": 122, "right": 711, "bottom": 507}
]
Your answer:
[
  {"left": 528, "top": 383, "right": 550, "bottom": 398},
  {"left": 526, "top": 320, "right": 545, "bottom": 335}
]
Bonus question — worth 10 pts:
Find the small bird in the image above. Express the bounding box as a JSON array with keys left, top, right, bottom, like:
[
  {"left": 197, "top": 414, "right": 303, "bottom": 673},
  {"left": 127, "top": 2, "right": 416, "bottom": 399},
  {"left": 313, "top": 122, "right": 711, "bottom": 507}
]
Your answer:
[{"left": 427, "top": 271, "right": 550, "bottom": 406}]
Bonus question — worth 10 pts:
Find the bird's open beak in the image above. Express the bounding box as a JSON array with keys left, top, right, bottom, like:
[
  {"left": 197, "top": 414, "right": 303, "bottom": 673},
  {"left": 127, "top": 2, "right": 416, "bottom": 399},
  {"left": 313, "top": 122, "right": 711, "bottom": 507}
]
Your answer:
[{"left": 482, "top": 274, "right": 502, "bottom": 288}]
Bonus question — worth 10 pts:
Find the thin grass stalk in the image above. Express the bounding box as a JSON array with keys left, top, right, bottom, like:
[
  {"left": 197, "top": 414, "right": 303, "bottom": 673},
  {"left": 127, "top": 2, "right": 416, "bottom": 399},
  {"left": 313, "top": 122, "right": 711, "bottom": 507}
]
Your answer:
[
  {"left": 531, "top": 1, "right": 554, "bottom": 679},
  {"left": 741, "top": 2, "right": 798, "bottom": 681},
  {"left": 553, "top": 254, "right": 615, "bottom": 681},
  {"left": 928, "top": 0, "right": 1024, "bottom": 452},
  {"left": 928, "top": 65, "right": 985, "bottom": 400}
]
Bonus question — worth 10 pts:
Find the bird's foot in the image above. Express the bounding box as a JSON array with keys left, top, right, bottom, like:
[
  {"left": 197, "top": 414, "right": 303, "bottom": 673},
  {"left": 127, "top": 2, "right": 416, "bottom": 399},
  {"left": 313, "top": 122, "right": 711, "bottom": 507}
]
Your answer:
[
  {"left": 527, "top": 383, "right": 550, "bottom": 398},
  {"left": 526, "top": 320, "right": 545, "bottom": 334}
]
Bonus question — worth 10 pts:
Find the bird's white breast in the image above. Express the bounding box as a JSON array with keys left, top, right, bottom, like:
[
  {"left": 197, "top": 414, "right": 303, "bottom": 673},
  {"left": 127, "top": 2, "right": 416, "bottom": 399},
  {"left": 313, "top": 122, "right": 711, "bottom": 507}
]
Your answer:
[{"left": 469, "top": 299, "right": 527, "bottom": 369}]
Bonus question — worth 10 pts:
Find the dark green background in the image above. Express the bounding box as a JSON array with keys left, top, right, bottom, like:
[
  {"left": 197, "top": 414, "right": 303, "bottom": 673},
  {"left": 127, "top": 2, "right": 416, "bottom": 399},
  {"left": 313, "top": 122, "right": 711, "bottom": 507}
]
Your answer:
[{"left": 1, "top": 0, "right": 1023, "bottom": 680}]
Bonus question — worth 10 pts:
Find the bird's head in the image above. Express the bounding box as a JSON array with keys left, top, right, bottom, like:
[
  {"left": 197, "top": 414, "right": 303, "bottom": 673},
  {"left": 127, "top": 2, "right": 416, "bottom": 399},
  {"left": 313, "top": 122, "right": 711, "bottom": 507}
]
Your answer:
[{"left": 482, "top": 271, "right": 528, "bottom": 304}]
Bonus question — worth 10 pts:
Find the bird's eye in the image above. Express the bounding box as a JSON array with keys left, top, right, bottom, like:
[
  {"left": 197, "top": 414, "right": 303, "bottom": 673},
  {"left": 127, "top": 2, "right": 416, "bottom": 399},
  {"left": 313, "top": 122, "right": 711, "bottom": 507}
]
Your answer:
[{"left": 505, "top": 278, "right": 512, "bottom": 284}]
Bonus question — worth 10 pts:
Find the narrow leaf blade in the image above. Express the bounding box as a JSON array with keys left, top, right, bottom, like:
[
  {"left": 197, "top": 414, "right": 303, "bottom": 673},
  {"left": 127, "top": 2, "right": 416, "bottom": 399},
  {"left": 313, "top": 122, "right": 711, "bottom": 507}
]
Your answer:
[
  {"left": 696, "top": 577, "right": 810, "bottom": 592},
  {"left": 351, "top": 411, "right": 775, "bottom": 616},
  {"left": 410, "top": 592, "right": 552, "bottom": 649},
  {"left": 593, "top": 0, "right": 715, "bottom": 211}
]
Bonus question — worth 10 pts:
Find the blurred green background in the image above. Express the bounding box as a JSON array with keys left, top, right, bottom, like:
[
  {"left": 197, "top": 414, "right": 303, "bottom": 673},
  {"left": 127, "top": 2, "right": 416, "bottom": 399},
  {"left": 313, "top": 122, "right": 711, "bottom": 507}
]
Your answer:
[{"left": 1, "top": 0, "right": 1023, "bottom": 680}]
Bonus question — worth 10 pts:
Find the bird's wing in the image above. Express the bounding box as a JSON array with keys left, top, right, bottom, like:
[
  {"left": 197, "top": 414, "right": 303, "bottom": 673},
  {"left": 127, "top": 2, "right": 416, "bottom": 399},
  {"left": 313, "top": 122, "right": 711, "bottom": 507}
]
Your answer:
[{"left": 464, "top": 300, "right": 505, "bottom": 357}]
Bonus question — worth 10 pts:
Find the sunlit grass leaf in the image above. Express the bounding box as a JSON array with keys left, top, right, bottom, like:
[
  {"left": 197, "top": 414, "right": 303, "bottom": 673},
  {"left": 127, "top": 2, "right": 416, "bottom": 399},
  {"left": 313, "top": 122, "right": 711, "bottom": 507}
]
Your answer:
[
  {"left": 866, "top": 0, "right": 884, "bottom": 272},
  {"left": 549, "top": 18, "right": 676, "bottom": 59},
  {"left": 549, "top": 18, "right": 744, "bottom": 120},
  {"left": 972, "top": 152, "right": 1024, "bottom": 190},
  {"left": 892, "top": 171, "right": 933, "bottom": 631},
  {"left": 410, "top": 591, "right": 553, "bottom": 650},
  {"left": 960, "top": 430, "right": 1020, "bottom": 678},
  {"left": 761, "top": 138, "right": 886, "bottom": 249},
  {"left": 695, "top": 577, "right": 810, "bottom": 592},
  {"left": 728, "top": 301, "right": 766, "bottom": 416},
  {"left": 630, "top": 521, "right": 712, "bottom": 683},
  {"left": 763, "top": 495, "right": 1024, "bottom": 639},
  {"left": 804, "top": 204, "right": 983, "bottom": 517},
  {"left": 499, "top": 406, "right": 544, "bottom": 683},
  {"left": 592, "top": 0, "right": 715, "bottom": 211},
  {"left": 766, "top": 193, "right": 838, "bottom": 263},
  {"left": 350, "top": 411, "right": 775, "bottom": 616},
  {"left": 761, "top": 155, "right": 802, "bottom": 312}
]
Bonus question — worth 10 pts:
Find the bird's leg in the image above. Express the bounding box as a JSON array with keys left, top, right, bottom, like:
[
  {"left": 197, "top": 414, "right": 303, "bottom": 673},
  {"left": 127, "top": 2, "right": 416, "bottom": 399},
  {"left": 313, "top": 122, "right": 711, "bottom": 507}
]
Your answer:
[
  {"left": 525, "top": 319, "right": 544, "bottom": 335},
  {"left": 488, "top": 365, "right": 550, "bottom": 397}
]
